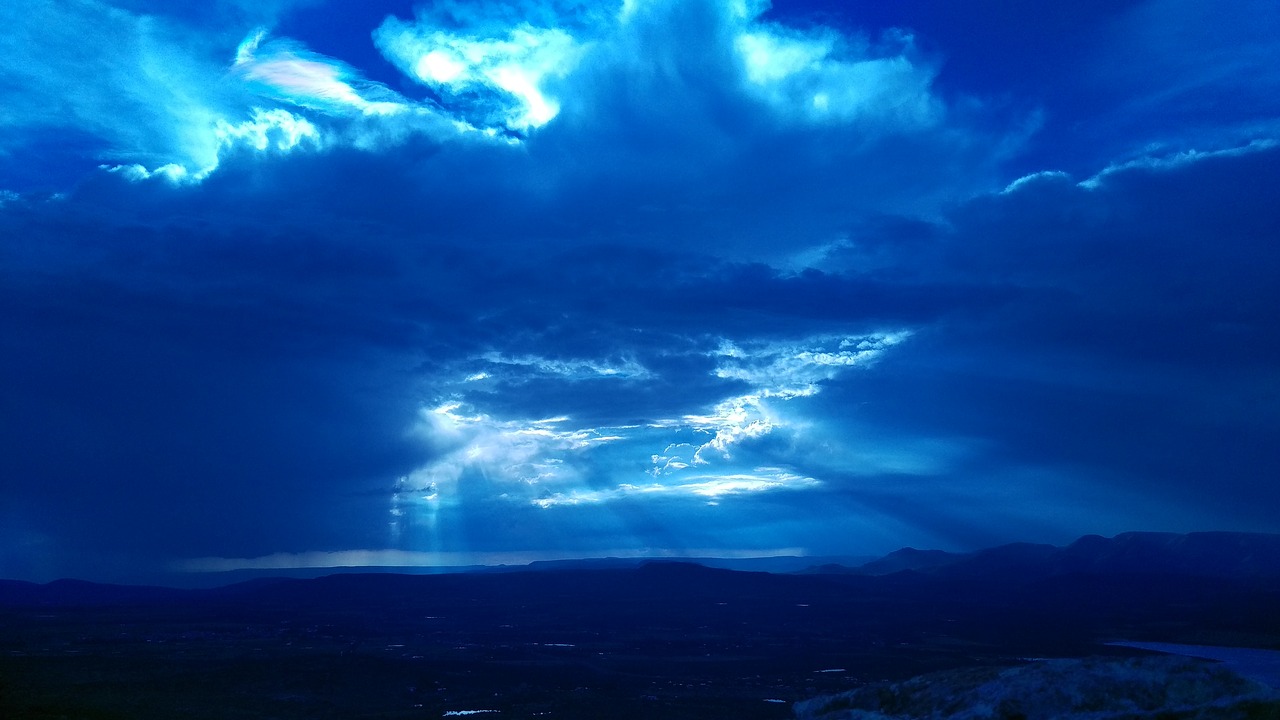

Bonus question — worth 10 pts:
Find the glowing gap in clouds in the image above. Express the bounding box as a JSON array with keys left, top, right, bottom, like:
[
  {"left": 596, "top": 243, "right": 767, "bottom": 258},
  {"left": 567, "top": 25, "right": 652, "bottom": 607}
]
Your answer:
[{"left": 391, "top": 331, "right": 909, "bottom": 547}]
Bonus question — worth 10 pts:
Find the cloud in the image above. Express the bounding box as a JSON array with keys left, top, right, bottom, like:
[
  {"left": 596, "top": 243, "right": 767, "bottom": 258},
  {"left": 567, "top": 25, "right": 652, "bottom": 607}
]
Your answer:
[
  {"left": 734, "top": 24, "right": 940, "bottom": 128},
  {"left": 532, "top": 468, "right": 822, "bottom": 508},
  {"left": 103, "top": 107, "right": 322, "bottom": 183},
  {"left": 409, "top": 401, "right": 625, "bottom": 489},
  {"left": 712, "top": 332, "right": 910, "bottom": 396},
  {"left": 1078, "top": 138, "right": 1279, "bottom": 190},
  {"left": 474, "top": 352, "right": 653, "bottom": 381}
]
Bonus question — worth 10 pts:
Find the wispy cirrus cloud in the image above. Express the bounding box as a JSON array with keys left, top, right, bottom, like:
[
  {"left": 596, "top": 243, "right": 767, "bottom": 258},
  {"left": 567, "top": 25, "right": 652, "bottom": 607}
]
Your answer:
[
  {"left": 473, "top": 352, "right": 653, "bottom": 382},
  {"left": 233, "top": 29, "right": 413, "bottom": 118},
  {"left": 532, "top": 469, "right": 821, "bottom": 508},
  {"left": 712, "top": 333, "right": 911, "bottom": 396},
  {"left": 0, "top": 0, "right": 237, "bottom": 175}
]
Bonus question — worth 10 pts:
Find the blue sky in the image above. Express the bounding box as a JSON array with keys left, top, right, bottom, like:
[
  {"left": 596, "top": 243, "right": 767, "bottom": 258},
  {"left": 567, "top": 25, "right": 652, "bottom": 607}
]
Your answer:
[{"left": 2, "top": 0, "right": 1278, "bottom": 583}]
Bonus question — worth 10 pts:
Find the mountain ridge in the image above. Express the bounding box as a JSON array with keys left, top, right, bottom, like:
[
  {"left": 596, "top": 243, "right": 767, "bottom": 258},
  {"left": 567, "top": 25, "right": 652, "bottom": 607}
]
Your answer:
[{"left": 804, "top": 530, "right": 1280, "bottom": 581}]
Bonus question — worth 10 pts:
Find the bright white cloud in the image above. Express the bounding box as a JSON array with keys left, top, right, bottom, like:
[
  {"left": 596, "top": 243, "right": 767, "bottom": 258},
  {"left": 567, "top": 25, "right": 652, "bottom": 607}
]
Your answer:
[
  {"left": 213, "top": 107, "right": 320, "bottom": 152},
  {"left": 103, "top": 107, "right": 320, "bottom": 182},
  {"left": 679, "top": 392, "right": 780, "bottom": 464},
  {"left": 374, "top": 17, "right": 585, "bottom": 131}
]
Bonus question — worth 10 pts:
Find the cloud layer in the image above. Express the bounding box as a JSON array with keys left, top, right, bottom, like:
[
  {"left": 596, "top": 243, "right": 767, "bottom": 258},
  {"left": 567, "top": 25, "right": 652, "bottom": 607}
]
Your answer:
[{"left": 2, "top": 0, "right": 1278, "bottom": 582}]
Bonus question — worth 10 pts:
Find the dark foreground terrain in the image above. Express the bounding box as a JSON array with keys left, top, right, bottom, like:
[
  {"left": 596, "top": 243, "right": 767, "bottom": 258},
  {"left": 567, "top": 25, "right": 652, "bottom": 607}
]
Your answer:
[{"left": 2, "top": 532, "right": 1278, "bottom": 719}]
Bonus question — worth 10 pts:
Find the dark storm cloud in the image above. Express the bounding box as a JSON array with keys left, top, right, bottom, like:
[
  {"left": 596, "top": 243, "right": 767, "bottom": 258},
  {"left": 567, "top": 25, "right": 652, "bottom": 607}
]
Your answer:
[{"left": 813, "top": 143, "right": 1280, "bottom": 539}]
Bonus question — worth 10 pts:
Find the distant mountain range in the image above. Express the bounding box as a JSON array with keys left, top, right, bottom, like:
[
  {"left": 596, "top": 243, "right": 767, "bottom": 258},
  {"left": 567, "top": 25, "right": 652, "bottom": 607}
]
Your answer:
[
  {"left": 1, "top": 531, "right": 1277, "bottom": 610},
  {"left": 803, "top": 531, "right": 1280, "bottom": 580}
]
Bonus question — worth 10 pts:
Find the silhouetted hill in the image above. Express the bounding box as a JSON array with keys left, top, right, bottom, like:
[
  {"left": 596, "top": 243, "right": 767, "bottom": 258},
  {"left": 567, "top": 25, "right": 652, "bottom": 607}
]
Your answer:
[
  {"left": 0, "top": 578, "right": 191, "bottom": 606},
  {"left": 844, "top": 547, "right": 957, "bottom": 575},
  {"left": 526, "top": 555, "right": 875, "bottom": 574}
]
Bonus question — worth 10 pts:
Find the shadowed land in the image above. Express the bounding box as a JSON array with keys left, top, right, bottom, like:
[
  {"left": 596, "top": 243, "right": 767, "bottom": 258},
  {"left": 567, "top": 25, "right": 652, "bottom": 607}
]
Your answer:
[{"left": 2, "top": 532, "right": 1278, "bottom": 719}]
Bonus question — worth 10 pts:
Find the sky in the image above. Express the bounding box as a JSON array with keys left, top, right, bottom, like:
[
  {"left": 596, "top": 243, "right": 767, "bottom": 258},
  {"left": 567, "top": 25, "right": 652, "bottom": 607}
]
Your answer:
[{"left": 2, "top": 0, "right": 1278, "bottom": 584}]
